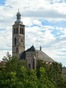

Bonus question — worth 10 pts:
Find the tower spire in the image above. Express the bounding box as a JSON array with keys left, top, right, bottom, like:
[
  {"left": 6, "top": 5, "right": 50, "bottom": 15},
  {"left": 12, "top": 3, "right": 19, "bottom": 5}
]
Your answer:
[
  {"left": 16, "top": 10, "right": 21, "bottom": 21},
  {"left": 15, "top": 10, "right": 23, "bottom": 24},
  {"left": 40, "top": 46, "right": 42, "bottom": 51}
]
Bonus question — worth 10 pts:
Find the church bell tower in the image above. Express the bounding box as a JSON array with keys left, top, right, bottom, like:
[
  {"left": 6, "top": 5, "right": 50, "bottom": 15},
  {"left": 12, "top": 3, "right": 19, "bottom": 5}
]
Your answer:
[{"left": 12, "top": 11, "right": 25, "bottom": 58}]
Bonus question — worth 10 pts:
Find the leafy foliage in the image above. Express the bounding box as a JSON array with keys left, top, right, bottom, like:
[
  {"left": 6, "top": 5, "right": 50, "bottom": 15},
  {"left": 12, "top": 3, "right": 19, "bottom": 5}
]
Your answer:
[
  {"left": 0, "top": 57, "right": 66, "bottom": 88},
  {"left": 37, "top": 60, "right": 66, "bottom": 88}
]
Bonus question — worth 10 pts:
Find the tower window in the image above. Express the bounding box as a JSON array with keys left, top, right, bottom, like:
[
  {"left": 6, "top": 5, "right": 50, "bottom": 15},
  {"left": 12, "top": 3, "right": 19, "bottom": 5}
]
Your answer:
[
  {"left": 33, "top": 58, "right": 35, "bottom": 69},
  {"left": 20, "top": 28, "right": 24, "bottom": 34},
  {"left": 14, "top": 38, "right": 17, "bottom": 45},
  {"left": 13, "top": 28, "right": 18, "bottom": 34},
  {"left": 13, "top": 28, "right": 15, "bottom": 34},
  {"left": 16, "top": 28, "right": 18, "bottom": 34}
]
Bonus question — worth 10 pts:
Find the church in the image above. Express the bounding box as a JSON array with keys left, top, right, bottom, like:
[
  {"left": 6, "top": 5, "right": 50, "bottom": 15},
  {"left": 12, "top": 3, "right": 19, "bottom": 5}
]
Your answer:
[{"left": 12, "top": 11, "right": 54, "bottom": 69}]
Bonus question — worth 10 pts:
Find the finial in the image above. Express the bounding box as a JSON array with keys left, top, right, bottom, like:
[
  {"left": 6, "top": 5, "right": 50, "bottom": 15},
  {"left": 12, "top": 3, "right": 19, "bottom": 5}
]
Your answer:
[
  {"left": 16, "top": 9, "right": 21, "bottom": 21},
  {"left": 40, "top": 46, "right": 42, "bottom": 51}
]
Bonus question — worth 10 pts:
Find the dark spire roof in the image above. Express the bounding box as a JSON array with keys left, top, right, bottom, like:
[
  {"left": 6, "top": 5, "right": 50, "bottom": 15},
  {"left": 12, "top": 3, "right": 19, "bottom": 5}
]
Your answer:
[
  {"left": 20, "top": 46, "right": 36, "bottom": 60},
  {"left": 26, "top": 46, "right": 36, "bottom": 52}
]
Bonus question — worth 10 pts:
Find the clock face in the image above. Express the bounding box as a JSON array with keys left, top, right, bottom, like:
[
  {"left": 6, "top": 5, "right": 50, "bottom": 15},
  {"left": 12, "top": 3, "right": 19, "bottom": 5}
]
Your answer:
[{"left": 19, "top": 37, "right": 23, "bottom": 46}]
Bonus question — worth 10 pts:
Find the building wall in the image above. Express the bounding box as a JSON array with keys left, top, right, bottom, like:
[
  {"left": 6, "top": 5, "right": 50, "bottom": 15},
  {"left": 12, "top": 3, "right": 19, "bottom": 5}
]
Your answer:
[{"left": 26, "top": 51, "right": 36, "bottom": 69}]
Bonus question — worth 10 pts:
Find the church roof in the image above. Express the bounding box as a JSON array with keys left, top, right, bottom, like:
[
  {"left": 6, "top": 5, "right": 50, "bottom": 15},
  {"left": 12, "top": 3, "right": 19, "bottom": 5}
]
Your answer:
[
  {"left": 36, "top": 50, "right": 54, "bottom": 62},
  {"left": 20, "top": 46, "right": 54, "bottom": 62}
]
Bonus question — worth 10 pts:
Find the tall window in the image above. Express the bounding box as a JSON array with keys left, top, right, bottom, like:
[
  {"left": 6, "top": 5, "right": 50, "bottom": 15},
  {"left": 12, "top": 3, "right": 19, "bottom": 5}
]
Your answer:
[
  {"left": 20, "top": 28, "right": 24, "bottom": 34},
  {"left": 13, "top": 28, "right": 15, "bottom": 34},
  {"left": 16, "top": 28, "right": 18, "bottom": 34},
  {"left": 14, "top": 38, "right": 17, "bottom": 45},
  {"left": 33, "top": 58, "right": 35, "bottom": 69},
  {"left": 13, "top": 28, "right": 18, "bottom": 34}
]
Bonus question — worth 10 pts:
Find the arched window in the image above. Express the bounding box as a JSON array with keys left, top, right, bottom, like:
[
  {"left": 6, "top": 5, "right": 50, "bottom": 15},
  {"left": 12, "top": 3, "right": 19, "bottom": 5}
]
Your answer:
[
  {"left": 13, "top": 28, "right": 15, "bottom": 34},
  {"left": 14, "top": 38, "right": 17, "bottom": 45},
  {"left": 33, "top": 58, "right": 35, "bottom": 69},
  {"left": 20, "top": 28, "right": 24, "bottom": 34},
  {"left": 13, "top": 28, "right": 18, "bottom": 34},
  {"left": 16, "top": 28, "right": 18, "bottom": 34}
]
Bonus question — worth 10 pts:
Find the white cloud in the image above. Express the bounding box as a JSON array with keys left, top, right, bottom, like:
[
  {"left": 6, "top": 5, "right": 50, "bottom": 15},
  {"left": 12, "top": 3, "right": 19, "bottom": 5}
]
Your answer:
[
  {"left": 0, "top": 0, "right": 66, "bottom": 66},
  {"left": 33, "top": 20, "right": 42, "bottom": 26}
]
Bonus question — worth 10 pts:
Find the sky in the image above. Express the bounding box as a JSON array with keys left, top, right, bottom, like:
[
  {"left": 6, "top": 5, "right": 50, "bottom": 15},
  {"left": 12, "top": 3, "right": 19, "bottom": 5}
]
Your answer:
[{"left": 0, "top": 0, "right": 66, "bottom": 66}]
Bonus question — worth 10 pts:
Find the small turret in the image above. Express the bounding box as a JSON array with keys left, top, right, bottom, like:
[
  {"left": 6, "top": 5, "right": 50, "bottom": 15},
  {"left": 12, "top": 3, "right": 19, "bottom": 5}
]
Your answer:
[{"left": 15, "top": 10, "right": 23, "bottom": 24}]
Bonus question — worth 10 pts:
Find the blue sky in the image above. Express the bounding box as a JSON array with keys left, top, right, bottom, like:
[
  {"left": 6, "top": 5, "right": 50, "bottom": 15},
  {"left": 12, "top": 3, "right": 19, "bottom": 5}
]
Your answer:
[
  {"left": 0, "top": 0, "right": 66, "bottom": 66},
  {"left": 0, "top": 0, "right": 5, "bottom": 5}
]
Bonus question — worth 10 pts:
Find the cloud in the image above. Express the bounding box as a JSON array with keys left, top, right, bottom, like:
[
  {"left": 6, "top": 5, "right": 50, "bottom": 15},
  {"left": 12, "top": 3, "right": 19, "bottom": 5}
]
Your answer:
[
  {"left": 0, "top": 0, "right": 66, "bottom": 66},
  {"left": 23, "top": 9, "right": 66, "bottom": 19}
]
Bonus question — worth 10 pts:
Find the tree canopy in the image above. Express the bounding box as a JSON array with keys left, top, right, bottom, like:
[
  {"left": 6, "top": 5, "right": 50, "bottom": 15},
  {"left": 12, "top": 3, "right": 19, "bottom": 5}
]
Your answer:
[{"left": 0, "top": 57, "right": 66, "bottom": 88}]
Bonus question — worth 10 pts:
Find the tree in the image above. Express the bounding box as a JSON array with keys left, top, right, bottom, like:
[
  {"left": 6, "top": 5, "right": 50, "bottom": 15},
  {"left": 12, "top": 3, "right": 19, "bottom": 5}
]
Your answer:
[
  {"left": 0, "top": 57, "right": 65, "bottom": 88},
  {"left": 38, "top": 67, "right": 55, "bottom": 88},
  {"left": 36, "top": 60, "right": 65, "bottom": 88}
]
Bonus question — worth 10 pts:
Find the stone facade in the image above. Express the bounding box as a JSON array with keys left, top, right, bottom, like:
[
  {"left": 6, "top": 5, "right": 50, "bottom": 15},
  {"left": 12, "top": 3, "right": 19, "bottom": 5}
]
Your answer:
[{"left": 26, "top": 51, "right": 36, "bottom": 69}]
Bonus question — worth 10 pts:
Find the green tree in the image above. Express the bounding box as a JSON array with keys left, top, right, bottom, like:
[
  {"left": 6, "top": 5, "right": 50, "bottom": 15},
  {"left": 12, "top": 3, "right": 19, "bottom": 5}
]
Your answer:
[
  {"left": 0, "top": 57, "right": 65, "bottom": 88},
  {"left": 38, "top": 67, "right": 55, "bottom": 88}
]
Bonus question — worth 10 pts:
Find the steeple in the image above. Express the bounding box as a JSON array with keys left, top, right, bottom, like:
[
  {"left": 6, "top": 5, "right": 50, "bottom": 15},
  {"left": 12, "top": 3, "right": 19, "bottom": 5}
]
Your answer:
[
  {"left": 12, "top": 11, "right": 25, "bottom": 58},
  {"left": 15, "top": 10, "right": 22, "bottom": 24}
]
